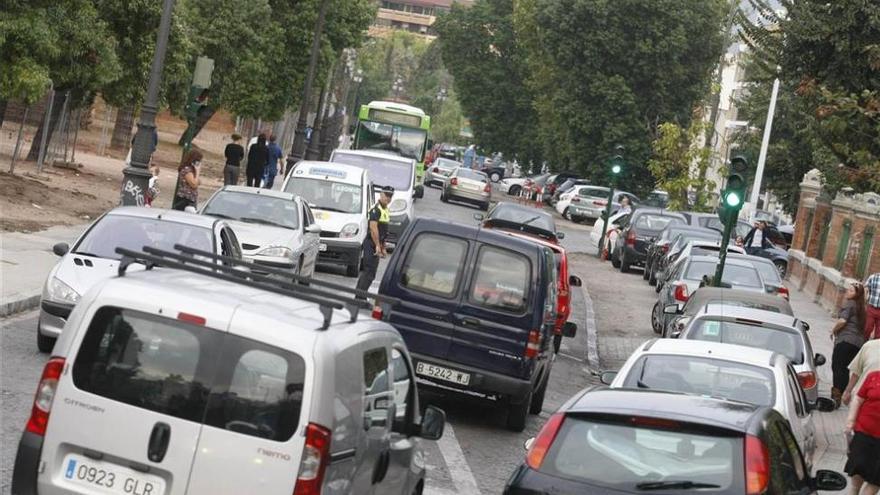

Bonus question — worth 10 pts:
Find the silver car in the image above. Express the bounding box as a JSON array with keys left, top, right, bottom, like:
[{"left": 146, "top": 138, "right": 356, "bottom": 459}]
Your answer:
[
  {"left": 200, "top": 186, "right": 321, "bottom": 277},
  {"left": 661, "top": 286, "right": 794, "bottom": 338},
  {"left": 36, "top": 207, "right": 241, "bottom": 352},
  {"left": 425, "top": 157, "right": 460, "bottom": 187},
  {"left": 440, "top": 167, "right": 492, "bottom": 210}
]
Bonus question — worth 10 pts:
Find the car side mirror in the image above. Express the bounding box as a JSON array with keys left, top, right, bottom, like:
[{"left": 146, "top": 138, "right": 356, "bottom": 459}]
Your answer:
[
  {"left": 562, "top": 322, "right": 577, "bottom": 338},
  {"left": 663, "top": 304, "right": 681, "bottom": 315},
  {"left": 810, "top": 397, "right": 836, "bottom": 413},
  {"left": 473, "top": 213, "right": 485, "bottom": 222},
  {"left": 306, "top": 224, "right": 322, "bottom": 234},
  {"left": 419, "top": 405, "right": 446, "bottom": 441},
  {"left": 568, "top": 275, "right": 582, "bottom": 287},
  {"left": 813, "top": 470, "right": 847, "bottom": 491},
  {"left": 814, "top": 353, "right": 826, "bottom": 366},
  {"left": 53, "top": 242, "right": 70, "bottom": 257},
  {"left": 523, "top": 437, "right": 535, "bottom": 451},
  {"left": 599, "top": 370, "right": 617, "bottom": 385},
  {"left": 557, "top": 232, "right": 565, "bottom": 240},
  {"left": 802, "top": 321, "right": 811, "bottom": 332},
  {"left": 414, "top": 185, "right": 424, "bottom": 199}
]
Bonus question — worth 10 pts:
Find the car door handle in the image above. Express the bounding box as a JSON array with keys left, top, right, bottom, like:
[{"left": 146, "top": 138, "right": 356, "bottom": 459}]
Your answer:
[
  {"left": 460, "top": 317, "right": 481, "bottom": 327},
  {"left": 147, "top": 422, "right": 171, "bottom": 463}
]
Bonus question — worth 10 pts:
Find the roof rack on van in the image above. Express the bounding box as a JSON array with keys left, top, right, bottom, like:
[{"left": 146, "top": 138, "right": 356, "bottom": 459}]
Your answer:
[{"left": 114, "top": 245, "right": 399, "bottom": 330}]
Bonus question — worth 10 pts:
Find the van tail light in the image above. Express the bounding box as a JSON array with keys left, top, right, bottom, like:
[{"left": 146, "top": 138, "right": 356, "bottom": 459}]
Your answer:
[
  {"left": 525, "top": 329, "right": 541, "bottom": 359},
  {"left": 526, "top": 413, "right": 565, "bottom": 469},
  {"left": 626, "top": 230, "right": 636, "bottom": 247},
  {"left": 483, "top": 182, "right": 492, "bottom": 193},
  {"left": 776, "top": 286, "right": 790, "bottom": 300},
  {"left": 433, "top": 167, "right": 439, "bottom": 173},
  {"left": 593, "top": 200, "right": 607, "bottom": 206},
  {"left": 293, "top": 423, "right": 332, "bottom": 495},
  {"left": 450, "top": 178, "right": 459, "bottom": 186},
  {"left": 745, "top": 435, "right": 770, "bottom": 495},
  {"left": 26, "top": 357, "right": 65, "bottom": 436},
  {"left": 371, "top": 306, "right": 383, "bottom": 320},
  {"left": 797, "top": 371, "right": 817, "bottom": 391},
  {"left": 673, "top": 283, "right": 689, "bottom": 302}
]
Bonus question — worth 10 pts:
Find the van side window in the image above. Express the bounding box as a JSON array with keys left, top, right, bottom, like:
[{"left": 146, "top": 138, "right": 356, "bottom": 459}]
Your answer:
[
  {"left": 401, "top": 233, "right": 468, "bottom": 298},
  {"left": 469, "top": 245, "right": 530, "bottom": 313},
  {"left": 363, "top": 347, "right": 391, "bottom": 425},
  {"left": 391, "top": 349, "right": 413, "bottom": 421}
]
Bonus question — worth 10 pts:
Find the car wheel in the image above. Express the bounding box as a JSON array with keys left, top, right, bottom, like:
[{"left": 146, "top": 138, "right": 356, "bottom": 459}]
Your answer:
[
  {"left": 611, "top": 247, "right": 621, "bottom": 268},
  {"left": 440, "top": 191, "right": 449, "bottom": 203},
  {"left": 37, "top": 327, "right": 55, "bottom": 353},
  {"left": 345, "top": 254, "right": 361, "bottom": 278},
  {"left": 490, "top": 172, "right": 501, "bottom": 182},
  {"left": 480, "top": 202, "right": 489, "bottom": 211},
  {"left": 529, "top": 375, "right": 548, "bottom": 415},
  {"left": 509, "top": 185, "right": 521, "bottom": 196},
  {"left": 506, "top": 390, "right": 532, "bottom": 432},
  {"left": 651, "top": 301, "right": 663, "bottom": 334},
  {"left": 774, "top": 260, "right": 787, "bottom": 278},
  {"left": 563, "top": 207, "right": 573, "bottom": 221},
  {"left": 620, "top": 251, "right": 631, "bottom": 273}
]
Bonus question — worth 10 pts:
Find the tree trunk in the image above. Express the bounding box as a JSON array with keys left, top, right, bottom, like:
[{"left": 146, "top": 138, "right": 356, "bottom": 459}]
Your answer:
[
  {"left": 110, "top": 105, "right": 136, "bottom": 150},
  {"left": 26, "top": 91, "right": 66, "bottom": 161},
  {"left": 0, "top": 99, "right": 7, "bottom": 128}
]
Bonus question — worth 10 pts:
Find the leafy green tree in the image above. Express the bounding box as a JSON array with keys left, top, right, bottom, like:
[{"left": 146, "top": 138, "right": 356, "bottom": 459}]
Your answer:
[{"left": 647, "top": 121, "right": 717, "bottom": 211}]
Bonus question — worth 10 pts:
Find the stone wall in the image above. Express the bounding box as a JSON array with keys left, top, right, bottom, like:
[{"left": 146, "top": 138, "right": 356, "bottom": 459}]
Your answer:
[{"left": 788, "top": 169, "right": 880, "bottom": 312}]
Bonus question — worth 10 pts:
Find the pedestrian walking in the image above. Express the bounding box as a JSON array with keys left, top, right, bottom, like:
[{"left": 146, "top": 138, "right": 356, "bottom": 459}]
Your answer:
[
  {"left": 223, "top": 134, "right": 244, "bottom": 185},
  {"left": 172, "top": 149, "right": 202, "bottom": 211},
  {"left": 145, "top": 163, "right": 160, "bottom": 207},
  {"left": 833, "top": 282, "right": 868, "bottom": 407},
  {"left": 743, "top": 220, "right": 771, "bottom": 255},
  {"left": 356, "top": 186, "right": 394, "bottom": 297},
  {"left": 844, "top": 339, "right": 880, "bottom": 406},
  {"left": 866, "top": 272, "right": 880, "bottom": 340},
  {"left": 263, "top": 135, "right": 283, "bottom": 189},
  {"left": 246, "top": 133, "right": 269, "bottom": 187},
  {"left": 844, "top": 369, "right": 880, "bottom": 495},
  {"left": 463, "top": 145, "right": 476, "bottom": 169}
]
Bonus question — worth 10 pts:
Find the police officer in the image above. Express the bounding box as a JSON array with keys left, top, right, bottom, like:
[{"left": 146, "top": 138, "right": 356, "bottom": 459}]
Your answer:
[{"left": 357, "top": 186, "right": 394, "bottom": 296}]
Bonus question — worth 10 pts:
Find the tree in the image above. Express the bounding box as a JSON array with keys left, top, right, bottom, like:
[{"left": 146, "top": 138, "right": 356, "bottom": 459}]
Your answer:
[
  {"left": 647, "top": 121, "right": 717, "bottom": 211},
  {"left": 0, "top": 2, "right": 58, "bottom": 116}
]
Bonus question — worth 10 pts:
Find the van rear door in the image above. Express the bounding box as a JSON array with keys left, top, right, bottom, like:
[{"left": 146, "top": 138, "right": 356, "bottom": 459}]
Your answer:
[{"left": 39, "top": 305, "right": 225, "bottom": 495}]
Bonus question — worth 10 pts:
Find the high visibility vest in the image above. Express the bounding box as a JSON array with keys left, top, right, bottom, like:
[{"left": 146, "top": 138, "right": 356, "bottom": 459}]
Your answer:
[{"left": 377, "top": 204, "right": 390, "bottom": 223}]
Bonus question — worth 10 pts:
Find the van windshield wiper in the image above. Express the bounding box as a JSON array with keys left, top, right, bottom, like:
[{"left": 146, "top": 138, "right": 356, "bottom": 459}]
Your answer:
[{"left": 636, "top": 481, "right": 720, "bottom": 490}]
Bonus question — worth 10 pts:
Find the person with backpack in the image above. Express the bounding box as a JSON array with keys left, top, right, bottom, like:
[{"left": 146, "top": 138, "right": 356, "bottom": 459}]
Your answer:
[{"left": 246, "top": 133, "right": 269, "bottom": 187}]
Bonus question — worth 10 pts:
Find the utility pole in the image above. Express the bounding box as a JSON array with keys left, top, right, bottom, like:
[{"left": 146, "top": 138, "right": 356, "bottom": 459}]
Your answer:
[
  {"left": 286, "top": 0, "right": 329, "bottom": 175},
  {"left": 748, "top": 77, "right": 780, "bottom": 214},
  {"left": 308, "top": 61, "right": 336, "bottom": 161},
  {"left": 121, "top": 0, "right": 175, "bottom": 206}
]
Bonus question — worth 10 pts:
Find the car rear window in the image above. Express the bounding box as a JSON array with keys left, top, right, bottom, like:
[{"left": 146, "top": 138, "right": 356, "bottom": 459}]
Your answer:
[
  {"left": 470, "top": 245, "right": 530, "bottom": 313},
  {"left": 456, "top": 168, "right": 488, "bottom": 181},
  {"left": 634, "top": 214, "right": 684, "bottom": 231},
  {"left": 685, "top": 261, "right": 763, "bottom": 288},
  {"left": 539, "top": 416, "right": 740, "bottom": 491},
  {"left": 687, "top": 319, "right": 804, "bottom": 364},
  {"left": 401, "top": 233, "right": 468, "bottom": 297},
  {"left": 626, "top": 355, "right": 775, "bottom": 407},
  {"left": 75, "top": 215, "right": 214, "bottom": 260},
  {"left": 578, "top": 187, "right": 609, "bottom": 197},
  {"left": 73, "top": 307, "right": 306, "bottom": 441}
]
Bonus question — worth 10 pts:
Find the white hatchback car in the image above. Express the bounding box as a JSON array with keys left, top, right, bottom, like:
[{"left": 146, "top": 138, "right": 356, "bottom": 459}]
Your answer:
[
  {"left": 13, "top": 245, "right": 446, "bottom": 495},
  {"left": 602, "top": 339, "right": 835, "bottom": 471},
  {"left": 37, "top": 207, "right": 242, "bottom": 352}
]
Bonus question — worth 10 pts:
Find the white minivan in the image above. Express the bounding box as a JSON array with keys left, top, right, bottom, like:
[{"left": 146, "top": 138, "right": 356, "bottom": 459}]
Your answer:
[
  {"left": 12, "top": 245, "right": 446, "bottom": 495},
  {"left": 282, "top": 161, "right": 374, "bottom": 277},
  {"left": 329, "top": 150, "right": 423, "bottom": 246}
]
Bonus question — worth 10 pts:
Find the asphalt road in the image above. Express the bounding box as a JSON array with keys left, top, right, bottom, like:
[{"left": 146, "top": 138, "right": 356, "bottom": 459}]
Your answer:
[{"left": 0, "top": 185, "right": 599, "bottom": 495}]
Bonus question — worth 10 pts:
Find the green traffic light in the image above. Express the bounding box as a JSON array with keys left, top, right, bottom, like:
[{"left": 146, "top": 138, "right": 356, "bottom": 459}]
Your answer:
[
  {"left": 611, "top": 164, "right": 621, "bottom": 174},
  {"left": 724, "top": 191, "right": 742, "bottom": 207}
]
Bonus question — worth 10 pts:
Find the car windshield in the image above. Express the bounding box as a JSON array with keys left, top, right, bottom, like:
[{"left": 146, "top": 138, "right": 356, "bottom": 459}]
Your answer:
[
  {"left": 203, "top": 191, "right": 299, "bottom": 230},
  {"left": 75, "top": 215, "right": 214, "bottom": 260},
  {"left": 284, "top": 178, "right": 362, "bottom": 214},
  {"left": 687, "top": 319, "right": 804, "bottom": 364},
  {"left": 539, "top": 416, "right": 738, "bottom": 491},
  {"left": 456, "top": 168, "right": 488, "bottom": 182},
  {"left": 626, "top": 355, "right": 775, "bottom": 407},
  {"left": 684, "top": 261, "right": 763, "bottom": 288},
  {"left": 355, "top": 120, "right": 426, "bottom": 161},
  {"left": 331, "top": 153, "right": 413, "bottom": 191},
  {"left": 435, "top": 158, "right": 460, "bottom": 170},
  {"left": 488, "top": 205, "right": 556, "bottom": 234}
]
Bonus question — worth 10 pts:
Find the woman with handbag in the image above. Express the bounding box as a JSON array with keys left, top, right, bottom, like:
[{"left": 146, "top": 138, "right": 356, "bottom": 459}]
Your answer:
[
  {"left": 833, "top": 283, "right": 868, "bottom": 407},
  {"left": 845, "top": 369, "right": 880, "bottom": 495}
]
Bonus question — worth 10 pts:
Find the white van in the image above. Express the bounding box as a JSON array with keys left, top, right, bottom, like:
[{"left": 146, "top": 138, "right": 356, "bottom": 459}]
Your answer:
[
  {"left": 12, "top": 245, "right": 446, "bottom": 495},
  {"left": 281, "top": 161, "right": 373, "bottom": 277},
  {"left": 329, "top": 150, "right": 424, "bottom": 246}
]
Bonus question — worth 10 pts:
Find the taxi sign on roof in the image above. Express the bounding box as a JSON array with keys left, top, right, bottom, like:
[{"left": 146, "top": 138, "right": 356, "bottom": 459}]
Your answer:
[{"left": 308, "top": 167, "right": 347, "bottom": 179}]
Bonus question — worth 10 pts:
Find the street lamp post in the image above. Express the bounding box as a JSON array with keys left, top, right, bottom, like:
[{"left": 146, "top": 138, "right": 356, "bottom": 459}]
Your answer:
[
  {"left": 306, "top": 61, "right": 335, "bottom": 161},
  {"left": 597, "top": 145, "right": 625, "bottom": 258},
  {"left": 120, "top": 0, "right": 175, "bottom": 206},
  {"left": 286, "top": 0, "right": 329, "bottom": 176},
  {"left": 435, "top": 87, "right": 448, "bottom": 112},
  {"left": 392, "top": 76, "right": 404, "bottom": 100}
]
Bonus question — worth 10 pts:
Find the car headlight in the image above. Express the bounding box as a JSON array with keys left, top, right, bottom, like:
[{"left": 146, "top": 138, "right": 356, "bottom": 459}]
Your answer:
[
  {"left": 257, "top": 246, "right": 293, "bottom": 258},
  {"left": 388, "top": 199, "right": 407, "bottom": 213},
  {"left": 340, "top": 223, "right": 360, "bottom": 239},
  {"left": 45, "top": 276, "right": 80, "bottom": 304}
]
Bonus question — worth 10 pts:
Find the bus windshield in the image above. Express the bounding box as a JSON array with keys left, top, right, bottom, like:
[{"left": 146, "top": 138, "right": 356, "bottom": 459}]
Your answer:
[
  {"left": 356, "top": 120, "right": 427, "bottom": 162},
  {"left": 330, "top": 153, "right": 413, "bottom": 191}
]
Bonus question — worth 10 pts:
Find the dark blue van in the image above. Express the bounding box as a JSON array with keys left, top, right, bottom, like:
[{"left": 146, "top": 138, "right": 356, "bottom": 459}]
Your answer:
[{"left": 378, "top": 218, "right": 559, "bottom": 431}]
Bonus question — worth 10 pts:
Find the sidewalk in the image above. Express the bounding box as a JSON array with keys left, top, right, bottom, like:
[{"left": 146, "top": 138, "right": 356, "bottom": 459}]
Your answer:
[{"left": 0, "top": 224, "right": 87, "bottom": 316}]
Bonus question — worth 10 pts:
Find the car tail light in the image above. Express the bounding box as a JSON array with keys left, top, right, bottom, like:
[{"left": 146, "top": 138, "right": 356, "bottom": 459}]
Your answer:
[
  {"left": 593, "top": 200, "right": 607, "bottom": 206},
  {"left": 571, "top": 197, "right": 580, "bottom": 203},
  {"left": 526, "top": 413, "right": 565, "bottom": 469},
  {"left": 371, "top": 306, "right": 383, "bottom": 320},
  {"left": 26, "top": 357, "right": 65, "bottom": 436},
  {"left": 745, "top": 435, "right": 770, "bottom": 494},
  {"left": 525, "top": 329, "right": 541, "bottom": 359},
  {"left": 293, "top": 423, "right": 332, "bottom": 494},
  {"left": 626, "top": 230, "right": 636, "bottom": 247},
  {"left": 450, "top": 178, "right": 459, "bottom": 186},
  {"left": 797, "top": 371, "right": 817, "bottom": 390},
  {"left": 776, "top": 286, "right": 790, "bottom": 300},
  {"left": 483, "top": 182, "right": 491, "bottom": 193},
  {"left": 673, "top": 283, "right": 689, "bottom": 302},
  {"left": 661, "top": 244, "right": 670, "bottom": 253},
  {"left": 433, "top": 167, "right": 439, "bottom": 173}
]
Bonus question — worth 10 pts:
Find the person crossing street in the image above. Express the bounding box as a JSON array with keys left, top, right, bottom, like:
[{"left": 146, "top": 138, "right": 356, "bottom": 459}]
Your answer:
[{"left": 356, "top": 186, "right": 394, "bottom": 298}]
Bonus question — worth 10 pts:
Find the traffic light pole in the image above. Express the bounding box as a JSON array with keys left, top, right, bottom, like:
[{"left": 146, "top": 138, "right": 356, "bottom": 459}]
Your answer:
[
  {"left": 597, "top": 185, "right": 616, "bottom": 258},
  {"left": 712, "top": 212, "right": 734, "bottom": 287}
]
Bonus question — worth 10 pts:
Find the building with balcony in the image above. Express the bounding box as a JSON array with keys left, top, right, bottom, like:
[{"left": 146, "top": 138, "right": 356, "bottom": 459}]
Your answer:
[{"left": 371, "top": 0, "right": 473, "bottom": 39}]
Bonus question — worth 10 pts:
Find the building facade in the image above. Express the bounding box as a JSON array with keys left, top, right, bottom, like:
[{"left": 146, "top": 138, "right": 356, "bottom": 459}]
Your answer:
[{"left": 371, "top": 0, "right": 473, "bottom": 39}]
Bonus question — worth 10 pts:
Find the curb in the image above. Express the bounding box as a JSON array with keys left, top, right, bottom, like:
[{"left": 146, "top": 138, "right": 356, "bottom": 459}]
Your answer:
[
  {"left": 0, "top": 293, "right": 41, "bottom": 318},
  {"left": 578, "top": 284, "right": 601, "bottom": 374}
]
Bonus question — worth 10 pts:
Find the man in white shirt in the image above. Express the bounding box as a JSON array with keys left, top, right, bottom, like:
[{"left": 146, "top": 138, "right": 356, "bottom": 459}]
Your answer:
[{"left": 743, "top": 220, "right": 770, "bottom": 255}]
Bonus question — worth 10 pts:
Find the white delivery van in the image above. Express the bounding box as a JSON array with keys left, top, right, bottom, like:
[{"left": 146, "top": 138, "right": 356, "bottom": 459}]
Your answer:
[{"left": 282, "top": 161, "right": 373, "bottom": 277}]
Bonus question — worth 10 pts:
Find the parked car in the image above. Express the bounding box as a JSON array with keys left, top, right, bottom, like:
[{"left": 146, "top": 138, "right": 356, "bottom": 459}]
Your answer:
[
  {"left": 603, "top": 339, "right": 836, "bottom": 470},
  {"left": 727, "top": 253, "right": 791, "bottom": 299},
  {"left": 481, "top": 164, "right": 507, "bottom": 182},
  {"left": 13, "top": 245, "right": 446, "bottom": 495},
  {"left": 688, "top": 212, "right": 752, "bottom": 240},
  {"left": 556, "top": 186, "right": 638, "bottom": 223},
  {"left": 36, "top": 207, "right": 242, "bottom": 353},
  {"left": 504, "top": 388, "right": 847, "bottom": 494},
  {"left": 201, "top": 185, "right": 320, "bottom": 277},
  {"left": 651, "top": 255, "right": 766, "bottom": 334},
  {"left": 749, "top": 245, "right": 791, "bottom": 277},
  {"left": 611, "top": 208, "right": 687, "bottom": 273},
  {"left": 590, "top": 210, "right": 630, "bottom": 246},
  {"left": 654, "top": 237, "right": 742, "bottom": 290},
  {"left": 549, "top": 178, "right": 590, "bottom": 207},
  {"left": 426, "top": 157, "right": 461, "bottom": 187},
  {"left": 641, "top": 190, "right": 669, "bottom": 208},
  {"left": 662, "top": 286, "right": 794, "bottom": 338},
  {"left": 440, "top": 167, "right": 492, "bottom": 210},
  {"left": 378, "top": 218, "right": 560, "bottom": 431},
  {"left": 482, "top": 201, "right": 564, "bottom": 244},
  {"left": 680, "top": 304, "right": 825, "bottom": 402},
  {"left": 643, "top": 225, "right": 719, "bottom": 284},
  {"left": 541, "top": 172, "right": 582, "bottom": 203},
  {"left": 499, "top": 173, "right": 549, "bottom": 197}
]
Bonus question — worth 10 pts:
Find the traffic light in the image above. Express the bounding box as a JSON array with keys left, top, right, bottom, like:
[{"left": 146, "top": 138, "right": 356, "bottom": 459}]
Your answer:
[{"left": 718, "top": 156, "right": 748, "bottom": 226}]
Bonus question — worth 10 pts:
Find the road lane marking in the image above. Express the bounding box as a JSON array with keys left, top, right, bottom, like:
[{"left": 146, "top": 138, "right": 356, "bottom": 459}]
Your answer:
[
  {"left": 436, "top": 423, "right": 482, "bottom": 495},
  {"left": 579, "top": 284, "right": 601, "bottom": 373}
]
